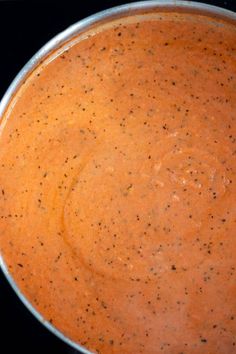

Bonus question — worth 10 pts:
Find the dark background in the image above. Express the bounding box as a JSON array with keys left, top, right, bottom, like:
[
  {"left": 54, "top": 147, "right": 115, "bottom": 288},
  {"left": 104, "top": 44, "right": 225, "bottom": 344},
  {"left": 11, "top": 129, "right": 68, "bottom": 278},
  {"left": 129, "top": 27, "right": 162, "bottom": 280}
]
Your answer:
[{"left": 0, "top": 1, "right": 235, "bottom": 353}]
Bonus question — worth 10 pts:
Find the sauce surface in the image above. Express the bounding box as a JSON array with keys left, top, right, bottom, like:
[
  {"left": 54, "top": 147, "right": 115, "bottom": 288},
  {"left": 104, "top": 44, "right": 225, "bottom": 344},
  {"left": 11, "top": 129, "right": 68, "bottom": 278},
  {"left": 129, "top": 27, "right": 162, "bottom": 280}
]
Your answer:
[{"left": 0, "top": 12, "right": 236, "bottom": 354}]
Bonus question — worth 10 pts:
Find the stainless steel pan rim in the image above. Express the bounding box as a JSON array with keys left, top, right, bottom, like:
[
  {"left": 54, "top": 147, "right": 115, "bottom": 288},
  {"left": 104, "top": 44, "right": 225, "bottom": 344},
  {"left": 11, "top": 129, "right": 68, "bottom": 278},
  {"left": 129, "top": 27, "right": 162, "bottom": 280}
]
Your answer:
[{"left": 0, "top": 1, "right": 235, "bottom": 353}]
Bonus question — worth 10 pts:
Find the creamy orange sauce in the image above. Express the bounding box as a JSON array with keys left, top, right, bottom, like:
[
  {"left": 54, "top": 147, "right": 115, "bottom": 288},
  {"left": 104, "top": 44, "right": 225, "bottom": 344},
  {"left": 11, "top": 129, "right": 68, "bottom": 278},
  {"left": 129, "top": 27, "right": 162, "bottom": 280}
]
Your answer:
[{"left": 0, "top": 12, "right": 236, "bottom": 354}]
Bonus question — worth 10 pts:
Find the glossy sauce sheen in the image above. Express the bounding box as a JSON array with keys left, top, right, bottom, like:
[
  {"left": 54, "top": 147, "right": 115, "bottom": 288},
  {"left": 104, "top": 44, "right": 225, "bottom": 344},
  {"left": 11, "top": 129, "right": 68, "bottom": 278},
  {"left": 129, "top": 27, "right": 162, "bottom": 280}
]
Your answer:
[{"left": 0, "top": 12, "right": 236, "bottom": 354}]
